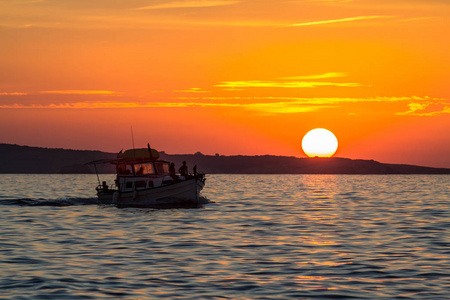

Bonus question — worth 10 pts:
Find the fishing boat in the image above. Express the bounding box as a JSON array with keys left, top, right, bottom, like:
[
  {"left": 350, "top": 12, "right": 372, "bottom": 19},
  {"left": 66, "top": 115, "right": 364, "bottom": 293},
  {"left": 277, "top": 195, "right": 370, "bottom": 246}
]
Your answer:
[{"left": 89, "top": 145, "right": 206, "bottom": 208}]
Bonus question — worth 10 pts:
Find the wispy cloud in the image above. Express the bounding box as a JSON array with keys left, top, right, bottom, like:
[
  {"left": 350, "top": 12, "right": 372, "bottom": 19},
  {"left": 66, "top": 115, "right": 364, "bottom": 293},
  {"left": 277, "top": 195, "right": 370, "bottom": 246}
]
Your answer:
[
  {"left": 281, "top": 72, "right": 347, "bottom": 80},
  {"left": 3, "top": 96, "right": 446, "bottom": 116},
  {"left": 397, "top": 17, "right": 435, "bottom": 22},
  {"left": 0, "top": 101, "right": 327, "bottom": 114},
  {"left": 397, "top": 101, "right": 450, "bottom": 116},
  {"left": 134, "top": 0, "right": 239, "bottom": 10},
  {"left": 214, "top": 73, "right": 364, "bottom": 89},
  {"left": 215, "top": 80, "right": 363, "bottom": 89},
  {"left": 289, "top": 15, "right": 393, "bottom": 27},
  {"left": 0, "top": 92, "right": 28, "bottom": 96},
  {"left": 173, "top": 88, "right": 210, "bottom": 93},
  {"left": 39, "top": 90, "right": 117, "bottom": 95},
  {"left": 244, "top": 102, "right": 332, "bottom": 114}
]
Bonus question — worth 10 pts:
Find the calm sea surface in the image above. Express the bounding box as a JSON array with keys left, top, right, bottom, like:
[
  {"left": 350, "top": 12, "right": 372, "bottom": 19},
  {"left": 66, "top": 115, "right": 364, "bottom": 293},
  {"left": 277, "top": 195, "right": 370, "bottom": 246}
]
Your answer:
[{"left": 0, "top": 174, "right": 449, "bottom": 299}]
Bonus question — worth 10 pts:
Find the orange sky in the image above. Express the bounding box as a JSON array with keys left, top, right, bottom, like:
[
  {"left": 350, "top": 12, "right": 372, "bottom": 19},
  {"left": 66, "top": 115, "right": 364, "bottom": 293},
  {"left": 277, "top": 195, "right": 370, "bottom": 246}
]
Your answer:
[{"left": 0, "top": 0, "right": 449, "bottom": 168}]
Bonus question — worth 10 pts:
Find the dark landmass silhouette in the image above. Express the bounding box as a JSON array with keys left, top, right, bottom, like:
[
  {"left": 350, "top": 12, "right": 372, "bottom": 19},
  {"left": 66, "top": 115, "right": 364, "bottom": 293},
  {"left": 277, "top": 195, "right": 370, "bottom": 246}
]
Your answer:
[{"left": 0, "top": 143, "right": 449, "bottom": 174}]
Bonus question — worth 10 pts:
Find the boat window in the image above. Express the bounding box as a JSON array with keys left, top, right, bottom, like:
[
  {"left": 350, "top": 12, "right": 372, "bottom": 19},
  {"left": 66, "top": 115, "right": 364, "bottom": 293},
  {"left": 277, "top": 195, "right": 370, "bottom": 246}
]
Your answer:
[
  {"left": 117, "top": 164, "right": 133, "bottom": 175},
  {"left": 125, "top": 182, "right": 133, "bottom": 189},
  {"left": 134, "top": 163, "right": 155, "bottom": 175},
  {"left": 155, "top": 162, "right": 170, "bottom": 174},
  {"left": 135, "top": 181, "right": 146, "bottom": 188}
]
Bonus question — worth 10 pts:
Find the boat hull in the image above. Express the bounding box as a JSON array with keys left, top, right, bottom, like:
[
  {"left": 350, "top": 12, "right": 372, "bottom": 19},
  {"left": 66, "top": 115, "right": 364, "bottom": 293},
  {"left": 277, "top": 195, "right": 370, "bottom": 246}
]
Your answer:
[{"left": 97, "top": 177, "right": 205, "bottom": 208}]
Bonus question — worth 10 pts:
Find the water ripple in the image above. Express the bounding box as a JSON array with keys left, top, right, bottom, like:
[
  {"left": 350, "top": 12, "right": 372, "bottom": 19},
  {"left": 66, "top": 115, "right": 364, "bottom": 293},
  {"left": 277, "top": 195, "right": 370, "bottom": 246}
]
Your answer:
[{"left": 0, "top": 174, "right": 449, "bottom": 299}]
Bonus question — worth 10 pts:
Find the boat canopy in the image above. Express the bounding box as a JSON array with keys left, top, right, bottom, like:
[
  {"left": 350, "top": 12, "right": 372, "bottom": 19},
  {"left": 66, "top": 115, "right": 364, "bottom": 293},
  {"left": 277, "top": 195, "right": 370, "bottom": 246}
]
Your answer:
[
  {"left": 86, "top": 146, "right": 169, "bottom": 176},
  {"left": 118, "top": 148, "right": 160, "bottom": 161}
]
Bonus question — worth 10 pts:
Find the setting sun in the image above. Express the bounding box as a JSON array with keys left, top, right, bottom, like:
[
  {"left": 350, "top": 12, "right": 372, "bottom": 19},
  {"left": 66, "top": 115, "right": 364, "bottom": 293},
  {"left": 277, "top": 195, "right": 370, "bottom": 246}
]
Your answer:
[{"left": 302, "top": 128, "right": 338, "bottom": 158}]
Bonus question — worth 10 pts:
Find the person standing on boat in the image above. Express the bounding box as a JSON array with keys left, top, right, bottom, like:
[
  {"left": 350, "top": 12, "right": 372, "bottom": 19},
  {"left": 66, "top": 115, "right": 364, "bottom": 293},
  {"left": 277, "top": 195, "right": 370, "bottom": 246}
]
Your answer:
[
  {"left": 179, "top": 161, "right": 188, "bottom": 177},
  {"left": 169, "top": 163, "right": 176, "bottom": 180}
]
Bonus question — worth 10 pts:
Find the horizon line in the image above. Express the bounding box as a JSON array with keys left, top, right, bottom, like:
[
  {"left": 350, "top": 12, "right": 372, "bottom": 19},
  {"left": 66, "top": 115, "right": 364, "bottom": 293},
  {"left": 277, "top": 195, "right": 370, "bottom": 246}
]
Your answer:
[{"left": 1, "top": 142, "right": 448, "bottom": 170}]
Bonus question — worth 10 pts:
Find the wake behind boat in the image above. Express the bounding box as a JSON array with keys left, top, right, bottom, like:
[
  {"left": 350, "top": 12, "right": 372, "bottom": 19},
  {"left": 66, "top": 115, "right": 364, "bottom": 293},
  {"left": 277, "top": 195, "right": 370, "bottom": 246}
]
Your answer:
[{"left": 88, "top": 145, "right": 206, "bottom": 208}]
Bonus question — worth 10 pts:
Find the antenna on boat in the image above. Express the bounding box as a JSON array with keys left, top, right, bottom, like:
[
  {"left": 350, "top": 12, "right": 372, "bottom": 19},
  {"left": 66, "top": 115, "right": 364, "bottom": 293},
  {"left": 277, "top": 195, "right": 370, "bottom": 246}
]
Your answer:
[
  {"left": 147, "top": 143, "right": 154, "bottom": 160},
  {"left": 131, "top": 126, "right": 137, "bottom": 159},
  {"left": 93, "top": 162, "right": 101, "bottom": 186},
  {"left": 131, "top": 126, "right": 135, "bottom": 150}
]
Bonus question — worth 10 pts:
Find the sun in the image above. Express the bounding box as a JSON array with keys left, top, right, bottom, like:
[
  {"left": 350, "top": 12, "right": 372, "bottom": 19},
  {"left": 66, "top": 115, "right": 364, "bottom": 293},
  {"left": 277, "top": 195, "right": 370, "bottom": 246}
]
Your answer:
[{"left": 302, "top": 128, "right": 338, "bottom": 158}]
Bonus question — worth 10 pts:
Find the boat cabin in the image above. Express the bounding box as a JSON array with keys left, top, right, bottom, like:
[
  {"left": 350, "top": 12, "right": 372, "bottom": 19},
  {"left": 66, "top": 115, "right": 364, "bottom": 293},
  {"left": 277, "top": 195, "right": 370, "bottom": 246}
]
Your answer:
[
  {"left": 115, "top": 160, "right": 172, "bottom": 192},
  {"left": 117, "top": 161, "right": 169, "bottom": 176}
]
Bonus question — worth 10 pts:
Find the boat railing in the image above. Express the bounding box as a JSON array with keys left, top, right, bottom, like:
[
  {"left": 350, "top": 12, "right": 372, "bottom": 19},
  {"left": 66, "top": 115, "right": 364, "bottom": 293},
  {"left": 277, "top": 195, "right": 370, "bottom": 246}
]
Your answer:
[{"left": 96, "top": 181, "right": 117, "bottom": 193}]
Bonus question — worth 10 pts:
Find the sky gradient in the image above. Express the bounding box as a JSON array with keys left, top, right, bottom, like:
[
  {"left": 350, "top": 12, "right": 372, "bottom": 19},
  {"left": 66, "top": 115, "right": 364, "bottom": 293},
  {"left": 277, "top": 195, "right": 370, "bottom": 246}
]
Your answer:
[{"left": 0, "top": 0, "right": 449, "bottom": 167}]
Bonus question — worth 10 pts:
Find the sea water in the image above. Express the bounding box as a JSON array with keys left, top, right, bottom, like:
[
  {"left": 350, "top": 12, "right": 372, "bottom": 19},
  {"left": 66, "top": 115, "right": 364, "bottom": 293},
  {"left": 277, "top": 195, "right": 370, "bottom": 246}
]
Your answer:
[{"left": 0, "top": 174, "right": 449, "bottom": 299}]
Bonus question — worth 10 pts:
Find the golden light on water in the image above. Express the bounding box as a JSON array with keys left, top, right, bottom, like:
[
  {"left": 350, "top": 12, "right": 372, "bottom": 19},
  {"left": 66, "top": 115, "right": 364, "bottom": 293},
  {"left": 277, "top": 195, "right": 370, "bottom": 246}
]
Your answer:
[{"left": 302, "top": 128, "right": 338, "bottom": 158}]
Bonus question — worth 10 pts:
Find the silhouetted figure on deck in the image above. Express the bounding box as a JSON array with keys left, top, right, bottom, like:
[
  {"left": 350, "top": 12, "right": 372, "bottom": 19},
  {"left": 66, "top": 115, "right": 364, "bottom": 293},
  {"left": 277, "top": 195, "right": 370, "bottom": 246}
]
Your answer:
[
  {"left": 169, "top": 163, "right": 176, "bottom": 180},
  {"left": 179, "top": 161, "right": 188, "bottom": 177},
  {"left": 136, "top": 166, "right": 144, "bottom": 175}
]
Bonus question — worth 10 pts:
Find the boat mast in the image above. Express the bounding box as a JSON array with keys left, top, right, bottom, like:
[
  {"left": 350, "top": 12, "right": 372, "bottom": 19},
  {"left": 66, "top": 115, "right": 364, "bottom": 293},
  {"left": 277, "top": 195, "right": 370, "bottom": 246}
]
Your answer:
[
  {"left": 93, "top": 162, "right": 101, "bottom": 186},
  {"left": 131, "top": 126, "right": 136, "bottom": 159},
  {"left": 147, "top": 143, "right": 154, "bottom": 160}
]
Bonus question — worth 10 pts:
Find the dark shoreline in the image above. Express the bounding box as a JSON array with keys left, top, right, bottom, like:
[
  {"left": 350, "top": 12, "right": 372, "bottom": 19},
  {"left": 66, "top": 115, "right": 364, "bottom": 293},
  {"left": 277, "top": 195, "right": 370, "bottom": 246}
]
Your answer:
[{"left": 1, "top": 143, "right": 449, "bottom": 174}]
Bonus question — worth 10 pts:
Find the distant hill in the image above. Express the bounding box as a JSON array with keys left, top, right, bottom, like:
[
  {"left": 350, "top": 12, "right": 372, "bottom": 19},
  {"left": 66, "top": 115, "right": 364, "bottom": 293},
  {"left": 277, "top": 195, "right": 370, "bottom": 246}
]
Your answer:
[
  {"left": 0, "top": 144, "right": 115, "bottom": 174},
  {"left": 0, "top": 143, "right": 449, "bottom": 174},
  {"left": 161, "top": 153, "right": 450, "bottom": 175}
]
